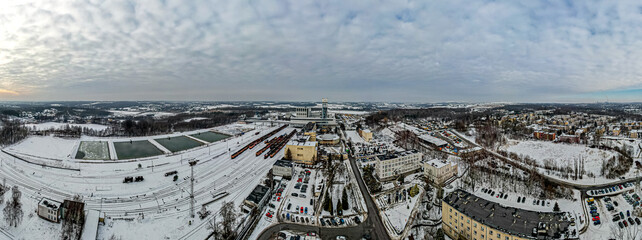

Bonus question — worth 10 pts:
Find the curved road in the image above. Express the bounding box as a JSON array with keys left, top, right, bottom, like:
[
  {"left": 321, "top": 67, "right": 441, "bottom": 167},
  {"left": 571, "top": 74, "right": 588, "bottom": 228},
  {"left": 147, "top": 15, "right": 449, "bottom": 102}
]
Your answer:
[{"left": 257, "top": 156, "right": 390, "bottom": 240}]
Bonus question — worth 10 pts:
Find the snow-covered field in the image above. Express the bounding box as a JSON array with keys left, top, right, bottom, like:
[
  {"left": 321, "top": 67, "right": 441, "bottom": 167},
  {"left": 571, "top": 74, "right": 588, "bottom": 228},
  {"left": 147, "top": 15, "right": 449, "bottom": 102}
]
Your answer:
[
  {"left": 503, "top": 140, "right": 617, "bottom": 177},
  {"left": 0, "top": 122, "right": 288, "bottom": 240},
  {"left": 5, "top": 135, "right": 77, "bottom": 160},
  {"left": 182, "top": 117, "right": 208, "bottom": 123},
  {"left": 25, "top": 122, "right": 109, "bottom": 131}
]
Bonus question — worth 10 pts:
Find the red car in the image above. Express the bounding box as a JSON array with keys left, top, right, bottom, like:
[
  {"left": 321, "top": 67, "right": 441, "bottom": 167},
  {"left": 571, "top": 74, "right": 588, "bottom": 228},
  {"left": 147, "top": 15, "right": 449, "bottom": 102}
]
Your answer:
[
  {"left": 266, "top": 212, "right": 273, "bottom": 218},
  {"left": 297, "top": 178, "right": 303, "bottom": 182},
  {"left": 300, "top": 208, "right": 304, "bottom": 213},
  {"left": 592, "top": 216, "right": 600, "bottom": 221},
  {"left": 277, "top": 197, "right": 281, "bottom": 202}
]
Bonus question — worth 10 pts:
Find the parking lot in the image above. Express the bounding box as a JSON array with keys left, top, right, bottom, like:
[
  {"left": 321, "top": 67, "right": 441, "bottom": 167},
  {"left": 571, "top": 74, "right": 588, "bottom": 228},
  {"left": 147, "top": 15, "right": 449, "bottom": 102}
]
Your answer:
[
  {"left": 277, "top": 167, "right": 319, "bottom": 225},
  {"left": 586, "top": 184, "right": 642, "bottom": 233}
]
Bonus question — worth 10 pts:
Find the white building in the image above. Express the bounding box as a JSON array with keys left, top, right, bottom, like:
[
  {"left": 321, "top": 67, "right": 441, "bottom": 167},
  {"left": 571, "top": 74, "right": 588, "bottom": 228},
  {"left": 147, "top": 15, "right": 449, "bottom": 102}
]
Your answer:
[
  {"left": 375, "top": 150, "right": 423, "bottom": 181},
  {"left": 37, "top": 198, "right": 61, "bottom": 223},
  {"left": 424, "top": 157, "right": 458, "bottom": 186},
  {"left": 272, "top": 159, "right": 293, "bottom": 179}
]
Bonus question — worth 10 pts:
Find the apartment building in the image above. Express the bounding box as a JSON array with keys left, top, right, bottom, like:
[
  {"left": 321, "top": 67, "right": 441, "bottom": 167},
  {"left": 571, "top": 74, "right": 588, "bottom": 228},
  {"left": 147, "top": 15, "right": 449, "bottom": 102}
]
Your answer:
[{"left": 442, "top": 190, "right": 575, "bottom": 240}]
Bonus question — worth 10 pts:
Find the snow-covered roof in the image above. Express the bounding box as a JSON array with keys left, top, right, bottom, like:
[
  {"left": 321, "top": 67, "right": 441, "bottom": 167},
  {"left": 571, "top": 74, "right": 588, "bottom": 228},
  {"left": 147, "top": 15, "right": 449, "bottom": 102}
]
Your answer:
[
  {"left": 39, "top": 198, "right": 61, "bottom": 209},
  {"left": 418, "top": 134, "right": 448, "bottom": 146},
  {"left": 317, "top": 134, "right": 339, "bottom": 141},
  {"left": 287, "top": 140, "right": 317, "bottom": 147},
  {"left": 425, "top": 158, "right": 456, "bottom": 169},
  {"left": 81, "top": 210, "right": 100, "bottom": 240}
]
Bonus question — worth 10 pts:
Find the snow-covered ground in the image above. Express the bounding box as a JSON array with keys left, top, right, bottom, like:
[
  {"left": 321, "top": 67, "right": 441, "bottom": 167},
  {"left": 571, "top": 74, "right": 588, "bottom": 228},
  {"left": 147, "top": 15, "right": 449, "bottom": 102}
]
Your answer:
[
  {"left": 4, "top": 124, "right": 252, "bottom": 162},
  {"left": 5, "top": 135, "right": 77, "bottom": 160},
  {"left": 345, "top": 131, "right": 367, "bottom": 144},
  {"left": 182, "top": 117, "right": 208, "bottom": 123},
  {"left": 108, "top": 110, "right": 177, "bottom": 118},
  {"left": 502, "top": 140, "right": 618, "bottom": 182},
  {"left": 379, "top": 185, "right": 423, "bottom": 236},
  {"left": 25, "top": 122, "right": 109, "bottom": 131},
  {"left": 0, "top": 122, "right": 289, "bottom": 240}
]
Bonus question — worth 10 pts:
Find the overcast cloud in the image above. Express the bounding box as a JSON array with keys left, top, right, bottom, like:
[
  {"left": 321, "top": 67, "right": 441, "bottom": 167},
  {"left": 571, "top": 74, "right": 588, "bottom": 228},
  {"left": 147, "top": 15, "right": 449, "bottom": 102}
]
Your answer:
[{"left": 1, "top": 0, "right": 641, "bottom": 102}]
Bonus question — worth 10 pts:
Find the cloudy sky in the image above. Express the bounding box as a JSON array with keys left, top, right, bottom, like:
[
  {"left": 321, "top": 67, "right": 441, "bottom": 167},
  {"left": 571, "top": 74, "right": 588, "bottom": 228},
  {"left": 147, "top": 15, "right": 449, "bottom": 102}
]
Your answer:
[{"left": 1, "top": 0, "right": 641, "bottom": 102}]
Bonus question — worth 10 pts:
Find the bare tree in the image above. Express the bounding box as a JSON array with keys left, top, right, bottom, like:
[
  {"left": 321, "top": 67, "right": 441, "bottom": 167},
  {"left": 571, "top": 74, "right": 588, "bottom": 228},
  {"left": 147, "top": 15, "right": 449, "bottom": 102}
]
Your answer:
[
  {"left": 109, "top": 235, "right": 122, "bottom": 240},
  {"left": 0, "top": 181, "right": 6, "bottom": 205},
  {"left": 3, "top": 186, "right": 23, "bottom": 227},
  {"left": 209, "top": 201, "right": 238, "bottom": 240},
  {"left": 61, "top": 195, "right": 85, "bottom": 240},
  {"left": 610, "top": 221, "right": 641, "bottom": 240}
]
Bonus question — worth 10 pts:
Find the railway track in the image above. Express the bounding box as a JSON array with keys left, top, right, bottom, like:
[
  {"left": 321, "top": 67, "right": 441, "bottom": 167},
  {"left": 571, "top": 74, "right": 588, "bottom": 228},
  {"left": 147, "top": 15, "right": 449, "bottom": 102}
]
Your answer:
[{"left": 0, "top": 125, "right": 292, "bottom": 239}]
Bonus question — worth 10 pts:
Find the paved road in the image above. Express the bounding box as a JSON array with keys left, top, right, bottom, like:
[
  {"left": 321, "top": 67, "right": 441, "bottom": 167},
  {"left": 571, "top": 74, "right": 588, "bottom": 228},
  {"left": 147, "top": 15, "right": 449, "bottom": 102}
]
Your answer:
[
  {"left": 348, "top": 156, "right": 391, "bottom": 240},
  {"left": 257, "top": 157, "right": 391, "bottom": 240}
]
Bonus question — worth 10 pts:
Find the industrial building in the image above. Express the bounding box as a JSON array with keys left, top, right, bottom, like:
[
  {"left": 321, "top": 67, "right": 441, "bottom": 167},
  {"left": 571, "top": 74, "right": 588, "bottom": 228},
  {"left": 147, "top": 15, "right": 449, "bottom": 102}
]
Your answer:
[
  {"left": 418, "top": 134, "right": 448, "bottom": 149},
  {"left": 243, "top": 185, "right": 271, "bottom": 213},
  {"left": 272, "top": 159, "right": 294, "bottom": 179},
  {"left": 290, "top": 98, "right": 336, "bottom": 126}
]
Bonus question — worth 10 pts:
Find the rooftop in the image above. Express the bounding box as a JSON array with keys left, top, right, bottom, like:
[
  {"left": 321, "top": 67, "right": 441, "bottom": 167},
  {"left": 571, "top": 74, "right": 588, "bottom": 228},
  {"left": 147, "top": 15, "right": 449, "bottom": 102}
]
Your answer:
[
  {"left": 418, "top": 134, "right": 448, "bottom": 146},
  {"left": 287, "top": 139, "right": 317, "bottom": 147},
  {"left": 39, "top": 198, "right": 61, "bottom": 209},
  {"left": 444, "top": 189, "right": 572, "bottom": 239},
  {"left": 425, "top": 158, "right": 456, "bottom": 169},
  {"left": 377, "top": 150, "right": 420, "bottom": 161},
  {"left": 245, "top": 185, "right": 270, "bottom": 205},
  {"left": 274, "top": 159, "right": 293, "bottom": 168},
  {"left": 317, "top": 134, "right": 339, "bottom": 141}
]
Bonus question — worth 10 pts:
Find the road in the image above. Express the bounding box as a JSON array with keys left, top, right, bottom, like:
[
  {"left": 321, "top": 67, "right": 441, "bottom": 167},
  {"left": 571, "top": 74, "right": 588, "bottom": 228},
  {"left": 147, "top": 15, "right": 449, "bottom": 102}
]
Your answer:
[
  {"left": 449, "top": 129, "right": 642, "bottom": 235},
  {"left": 348, "top": 155, "right": 391, "bottom": 240}
]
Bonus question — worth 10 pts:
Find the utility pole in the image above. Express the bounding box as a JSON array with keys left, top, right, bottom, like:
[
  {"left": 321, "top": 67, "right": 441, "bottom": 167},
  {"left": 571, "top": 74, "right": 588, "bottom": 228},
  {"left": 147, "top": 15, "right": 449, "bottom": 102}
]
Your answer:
[{"left": 189, "top": 160, "right": 198, "bottom": 218}]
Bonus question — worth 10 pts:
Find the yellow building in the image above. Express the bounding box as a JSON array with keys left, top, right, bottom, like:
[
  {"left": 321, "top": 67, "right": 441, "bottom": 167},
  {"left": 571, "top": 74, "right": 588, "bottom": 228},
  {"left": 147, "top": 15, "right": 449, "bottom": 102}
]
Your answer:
[
  {"left": 442, "top": 190, "right": 574, "bottom": 240},
  {"left": 304, "top": 131, "right": 317, "bottom": 141},
  {"left": 424, "top": 158, "right": 458, "bottom": 186},
  {"left": 359, "top": 129, "right": 372, "bottom": 142},
  {"left": 284, "top": 140, "right": 318, "bottom": 165}
]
